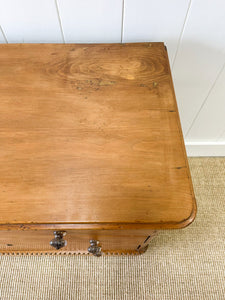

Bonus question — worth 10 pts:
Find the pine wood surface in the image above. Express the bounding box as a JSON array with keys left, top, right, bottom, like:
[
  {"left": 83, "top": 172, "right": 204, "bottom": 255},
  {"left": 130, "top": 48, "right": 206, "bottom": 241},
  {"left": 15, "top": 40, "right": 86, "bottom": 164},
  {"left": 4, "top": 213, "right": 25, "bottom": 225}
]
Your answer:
[{"left": 0, "top": 43, "right": 196, "bottom": 230}]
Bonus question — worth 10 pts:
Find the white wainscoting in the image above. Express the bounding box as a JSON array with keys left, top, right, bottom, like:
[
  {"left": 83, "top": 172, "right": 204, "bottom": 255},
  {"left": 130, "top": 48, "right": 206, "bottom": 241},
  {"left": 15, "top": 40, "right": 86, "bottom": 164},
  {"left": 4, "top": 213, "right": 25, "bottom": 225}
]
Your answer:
[
  {"left": 122, "top": 0, "right": 191, "bottom": 64},
  {"left": 57, "top": 0, "right": 123, "bottom": 43},
  {"left": 0, "top": 0, "right": 224, "bottom": 156},
  {"left": 0, "top": 0, "right": 63, "bottom": 42}
]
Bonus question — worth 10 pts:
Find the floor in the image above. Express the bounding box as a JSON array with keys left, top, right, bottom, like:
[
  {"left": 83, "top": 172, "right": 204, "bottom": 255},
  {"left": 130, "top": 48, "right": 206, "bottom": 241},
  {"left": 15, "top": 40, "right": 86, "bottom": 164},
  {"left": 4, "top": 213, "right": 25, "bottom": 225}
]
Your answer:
[{"left": 0, "top": 158, "right": 224, "bottom": 300}]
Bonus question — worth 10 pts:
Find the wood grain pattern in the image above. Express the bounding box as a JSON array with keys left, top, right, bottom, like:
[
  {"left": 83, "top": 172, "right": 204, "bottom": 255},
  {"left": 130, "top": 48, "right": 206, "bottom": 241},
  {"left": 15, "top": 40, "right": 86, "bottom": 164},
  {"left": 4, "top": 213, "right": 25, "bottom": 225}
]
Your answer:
[{"left": 0, "top": 43, "right": 196, "bottom": 230}]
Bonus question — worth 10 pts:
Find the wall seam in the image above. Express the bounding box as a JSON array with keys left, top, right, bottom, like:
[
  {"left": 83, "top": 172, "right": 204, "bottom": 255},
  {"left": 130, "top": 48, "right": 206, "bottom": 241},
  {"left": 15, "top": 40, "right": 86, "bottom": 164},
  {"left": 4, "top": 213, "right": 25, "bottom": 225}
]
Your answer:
[
  {"left": 172, "top": 0, "right": 192, "bottom": 68},
  {"left": 217, "top": 126, "right": 225, "bottom": 142},
  {"left": 54, "top": 0, "right": 65, "bottom": 43},
  {"left": 121, "top": 0, "right": 125, "bottom": 43},
  {"left": 0, "top": 25, "right": 8, "bottom": 43},
  {"left": 185, "top": 61, "right": 225, "bottom": 138}
]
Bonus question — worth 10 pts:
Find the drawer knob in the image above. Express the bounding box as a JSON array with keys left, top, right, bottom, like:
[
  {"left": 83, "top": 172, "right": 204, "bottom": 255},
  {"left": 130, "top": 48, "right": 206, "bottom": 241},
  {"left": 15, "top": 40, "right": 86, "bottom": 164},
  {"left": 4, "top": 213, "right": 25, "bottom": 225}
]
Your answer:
[
  {"left": 50, "top": 231, "right": 67, "bottom": 250},
  {"left": 88, "top": 240, "right": 102, "bottom": 257}
]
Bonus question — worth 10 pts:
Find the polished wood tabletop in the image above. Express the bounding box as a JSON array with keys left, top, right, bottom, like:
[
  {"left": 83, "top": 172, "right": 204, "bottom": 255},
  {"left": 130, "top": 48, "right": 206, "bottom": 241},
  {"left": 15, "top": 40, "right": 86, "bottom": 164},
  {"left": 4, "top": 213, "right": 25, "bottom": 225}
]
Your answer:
[{"left": 0, "top": 43, "right": 196, "bottom": 229}]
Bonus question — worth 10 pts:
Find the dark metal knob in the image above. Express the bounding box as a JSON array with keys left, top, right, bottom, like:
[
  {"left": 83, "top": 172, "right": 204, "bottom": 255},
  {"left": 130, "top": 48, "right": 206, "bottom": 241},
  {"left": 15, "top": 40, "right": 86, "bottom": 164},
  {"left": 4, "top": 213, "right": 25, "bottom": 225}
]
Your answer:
[
  {"left": 88, "top": 240, "right": 102, "bottom": 257},
  {"left": 50, "top": 231, "right": 67, "bottom": 250}
]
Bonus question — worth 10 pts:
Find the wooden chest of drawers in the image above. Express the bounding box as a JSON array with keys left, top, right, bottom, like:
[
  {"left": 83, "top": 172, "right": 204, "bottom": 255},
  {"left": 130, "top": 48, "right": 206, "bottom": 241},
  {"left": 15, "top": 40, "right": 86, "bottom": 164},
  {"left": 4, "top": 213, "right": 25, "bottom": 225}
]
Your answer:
[{"left": 0, "top": 43, "right": 196, "bottom": 255}]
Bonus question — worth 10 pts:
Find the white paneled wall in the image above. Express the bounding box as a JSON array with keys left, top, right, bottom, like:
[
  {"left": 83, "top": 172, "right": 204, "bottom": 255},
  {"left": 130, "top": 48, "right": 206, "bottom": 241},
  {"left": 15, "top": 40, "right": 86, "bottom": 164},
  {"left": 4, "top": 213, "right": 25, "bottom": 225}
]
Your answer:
[
  {"left": 172, "top": 0, "right": 225, "bottom": 136},
  {"left": 0, "top": 0, "right": 224, "bottom": 156},
  {"left": 0, "top": 0, "right": 63, "bottom": 43},
  {"left": 186, "top": 63, "right": 225, "bottom": 142},
  {"left": 57, "top": 0, "right": 123, "bottom": 43},
  {"left": 123, "top": 0, "right": 191, "bottom": 64},
  {"left": 0, "top": 28, "right": 6, "bottom": 43}
]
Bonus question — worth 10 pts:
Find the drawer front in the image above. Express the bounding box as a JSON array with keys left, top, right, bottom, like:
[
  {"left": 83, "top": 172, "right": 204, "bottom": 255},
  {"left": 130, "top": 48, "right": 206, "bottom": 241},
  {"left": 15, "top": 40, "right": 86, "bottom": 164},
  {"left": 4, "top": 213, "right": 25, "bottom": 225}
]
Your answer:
[{"left": 0, "top": 229, "right": 158, "bottom": 255}]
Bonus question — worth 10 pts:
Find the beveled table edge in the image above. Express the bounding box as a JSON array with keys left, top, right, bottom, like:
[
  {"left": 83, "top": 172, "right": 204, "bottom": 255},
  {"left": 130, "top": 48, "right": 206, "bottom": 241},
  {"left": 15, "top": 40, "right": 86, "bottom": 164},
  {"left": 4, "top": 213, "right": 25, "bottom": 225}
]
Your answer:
[
  {"left": 0, "top": 42, "right": 197, "bottom": 231},
  {"left": 0, "top": 203, "right": 196, "bottom": 231}
]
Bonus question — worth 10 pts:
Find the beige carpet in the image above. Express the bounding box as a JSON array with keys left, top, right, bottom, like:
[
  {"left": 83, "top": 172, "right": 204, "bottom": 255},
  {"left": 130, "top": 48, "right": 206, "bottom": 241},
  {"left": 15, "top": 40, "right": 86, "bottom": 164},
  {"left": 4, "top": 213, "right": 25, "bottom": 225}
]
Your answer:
[{"left": 0, "top": 158, "right": 224, "bottom": 300}]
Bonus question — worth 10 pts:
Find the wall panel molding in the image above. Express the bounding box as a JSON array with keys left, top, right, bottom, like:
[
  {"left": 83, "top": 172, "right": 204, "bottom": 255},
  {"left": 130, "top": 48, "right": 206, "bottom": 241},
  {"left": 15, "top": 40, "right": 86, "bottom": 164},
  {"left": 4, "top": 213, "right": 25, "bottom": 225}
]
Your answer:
[{"left": 185, "top": 142, "right": 225, "bottom": 156}]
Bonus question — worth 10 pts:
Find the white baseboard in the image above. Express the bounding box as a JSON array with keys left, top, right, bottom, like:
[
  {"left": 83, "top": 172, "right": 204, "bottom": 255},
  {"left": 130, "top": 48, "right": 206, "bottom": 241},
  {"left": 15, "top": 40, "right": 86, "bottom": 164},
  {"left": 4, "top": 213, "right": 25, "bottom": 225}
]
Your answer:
[{"left": 185, "top": 142, "right": 225, "bottom": 156}]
